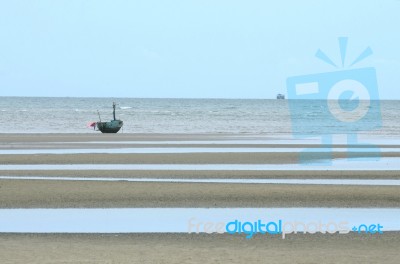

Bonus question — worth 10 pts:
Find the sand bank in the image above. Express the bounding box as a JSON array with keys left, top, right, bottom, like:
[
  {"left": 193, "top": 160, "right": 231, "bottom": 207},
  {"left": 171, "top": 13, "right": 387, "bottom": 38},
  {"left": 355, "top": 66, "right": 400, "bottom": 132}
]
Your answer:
[
  {"left": 1, "top": 180, "right": 399, "bottom": 208},
  {"left": 0, "top": 233, "right": 399, "bottom": 264}
]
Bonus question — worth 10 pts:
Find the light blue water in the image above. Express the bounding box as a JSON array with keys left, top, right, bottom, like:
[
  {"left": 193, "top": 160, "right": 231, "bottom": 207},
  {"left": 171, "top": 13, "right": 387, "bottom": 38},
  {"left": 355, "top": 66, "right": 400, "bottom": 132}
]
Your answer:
[
  {"left": 1, "top": 147, "right": 400, "bottom": 155},
  {"left": 0, "top": 208, "right": 398, "bottom": 233},
  {"left": 1, "top": 157, "right": 400, "bottom": 170},
  {"left": 0, "top": 97, "right": 398, "bottom": 135}
]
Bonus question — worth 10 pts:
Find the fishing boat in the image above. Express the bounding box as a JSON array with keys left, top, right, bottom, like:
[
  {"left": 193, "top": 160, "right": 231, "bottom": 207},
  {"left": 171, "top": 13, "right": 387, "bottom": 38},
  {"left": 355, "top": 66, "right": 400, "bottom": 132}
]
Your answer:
[{"left": 94, "top": 102, "right": 123, "bottom": 133}]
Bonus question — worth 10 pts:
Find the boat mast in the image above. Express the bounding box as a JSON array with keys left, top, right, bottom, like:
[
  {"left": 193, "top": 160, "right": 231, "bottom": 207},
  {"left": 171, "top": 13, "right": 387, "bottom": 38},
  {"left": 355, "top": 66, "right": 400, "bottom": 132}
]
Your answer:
[
  {"left": 113, "top": 102, "right": 116, "bottom": 120},
  {"left": 97, "top": 110, "right": 102, "bottom": 122}
]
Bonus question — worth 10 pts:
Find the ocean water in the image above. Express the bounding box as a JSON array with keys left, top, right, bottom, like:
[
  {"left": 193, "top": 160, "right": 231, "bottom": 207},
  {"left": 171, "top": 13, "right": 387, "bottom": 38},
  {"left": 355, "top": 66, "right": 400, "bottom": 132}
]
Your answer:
[{"left": 0, "top": 97, "right": 398, "bottom": 135}]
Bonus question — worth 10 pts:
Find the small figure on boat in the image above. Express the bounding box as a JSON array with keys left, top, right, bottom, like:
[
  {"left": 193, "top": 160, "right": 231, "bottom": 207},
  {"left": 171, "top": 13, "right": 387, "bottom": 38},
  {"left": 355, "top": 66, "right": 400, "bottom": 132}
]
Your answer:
[{"left": 87, "top": 102, "right": 123, "bottom": 133}]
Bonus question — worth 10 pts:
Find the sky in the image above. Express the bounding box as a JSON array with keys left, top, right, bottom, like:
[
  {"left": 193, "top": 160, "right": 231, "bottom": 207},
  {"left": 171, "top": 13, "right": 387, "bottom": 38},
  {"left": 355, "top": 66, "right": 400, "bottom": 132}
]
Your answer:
[{"left": 0, "top": 0, "right": 399, "bottom": 99}]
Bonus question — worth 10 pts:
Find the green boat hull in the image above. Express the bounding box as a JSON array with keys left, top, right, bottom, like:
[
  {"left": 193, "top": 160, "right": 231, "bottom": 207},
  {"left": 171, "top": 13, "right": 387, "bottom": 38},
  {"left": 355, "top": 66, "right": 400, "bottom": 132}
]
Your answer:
[{"left": 97, "top": 120, "right": 123, "bottom": 133}]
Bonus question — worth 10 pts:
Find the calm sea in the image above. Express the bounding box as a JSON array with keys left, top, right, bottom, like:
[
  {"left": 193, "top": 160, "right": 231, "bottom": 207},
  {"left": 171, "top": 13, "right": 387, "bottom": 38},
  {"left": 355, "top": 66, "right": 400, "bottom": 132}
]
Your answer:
[{"left": 0, "top": 97, "right": 398, "bottom": 135}]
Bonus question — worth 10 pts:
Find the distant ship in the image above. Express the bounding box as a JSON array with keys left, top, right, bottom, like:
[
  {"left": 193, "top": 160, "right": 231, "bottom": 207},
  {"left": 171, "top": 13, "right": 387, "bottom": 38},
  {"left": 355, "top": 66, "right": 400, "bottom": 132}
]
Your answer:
[
  {"left": 89, "top": 102, "right": 123, "bottom": 133},
  {"left": 276, "top": 94, "right": 285, "bottom": 99}
]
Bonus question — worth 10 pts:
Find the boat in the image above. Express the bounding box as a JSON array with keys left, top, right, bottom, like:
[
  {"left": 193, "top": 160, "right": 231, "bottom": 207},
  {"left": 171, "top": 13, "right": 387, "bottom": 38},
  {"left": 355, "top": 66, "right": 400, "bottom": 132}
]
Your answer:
[
  {"left": 276, "top": 94, "right": 285, "bottom": 99},
  {"left": 96, "top": 102, "right": 123, "bottom": 133}
]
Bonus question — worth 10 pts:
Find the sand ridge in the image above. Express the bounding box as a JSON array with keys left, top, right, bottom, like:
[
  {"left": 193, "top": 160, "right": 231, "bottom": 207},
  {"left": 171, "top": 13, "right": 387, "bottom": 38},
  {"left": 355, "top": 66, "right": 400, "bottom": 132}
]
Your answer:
[{"left": 1, "top": 133, "right": 399, "bottom": 263}]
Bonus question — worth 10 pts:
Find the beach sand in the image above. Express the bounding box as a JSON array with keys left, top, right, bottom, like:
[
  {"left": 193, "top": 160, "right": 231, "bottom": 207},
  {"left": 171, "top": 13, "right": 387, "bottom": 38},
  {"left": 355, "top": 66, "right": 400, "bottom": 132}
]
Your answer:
[
  {"left": 1, "top": 133, "right": 399, "bottom": 263},
  {"left": 1, "top": 180, "right": 399, "bottom": 208},
  {"left": 1, "top": 233, "right": 399, "bottom": 264}
]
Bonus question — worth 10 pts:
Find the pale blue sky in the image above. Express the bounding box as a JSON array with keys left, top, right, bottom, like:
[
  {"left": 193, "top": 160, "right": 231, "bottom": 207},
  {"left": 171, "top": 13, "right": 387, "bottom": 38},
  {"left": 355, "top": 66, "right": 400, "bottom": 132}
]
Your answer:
[{"left": 0, "top": 0, "right": 399, "bottom": 99}]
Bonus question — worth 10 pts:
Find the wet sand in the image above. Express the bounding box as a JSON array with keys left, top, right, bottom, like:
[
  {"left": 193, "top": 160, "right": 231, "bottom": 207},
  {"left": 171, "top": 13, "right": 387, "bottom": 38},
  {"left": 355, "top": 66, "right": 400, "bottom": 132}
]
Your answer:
[
  {"left": 1, "top": 180, "right": 399, "bottom": 208},
  {"left": 2, "top": 133, "right": 399, "bottom": 148},
  {"left": 1, "top": 233, "right": 399, "bottom": 264},
  {"left": 2, "top": 169, "right": 400, "bottom": 179},
  {"left": 2, "top": 152, "right": 400, "bottom": 165},
  {"left": 1, "top": 133, "right": 399, "bottom": 263}
]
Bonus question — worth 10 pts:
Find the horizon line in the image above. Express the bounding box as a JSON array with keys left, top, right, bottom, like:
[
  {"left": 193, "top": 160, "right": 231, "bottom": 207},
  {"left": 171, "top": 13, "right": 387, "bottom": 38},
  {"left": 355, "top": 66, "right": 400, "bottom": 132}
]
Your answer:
[{"left": 0, "top": 95, "right": 397, "bottom": 101}]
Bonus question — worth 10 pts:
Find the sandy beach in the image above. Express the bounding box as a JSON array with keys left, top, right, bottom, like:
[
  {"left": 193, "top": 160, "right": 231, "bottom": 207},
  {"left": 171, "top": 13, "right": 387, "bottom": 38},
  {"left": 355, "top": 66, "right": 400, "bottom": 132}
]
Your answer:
[
  {"left": 1, "top": 233, "right": 399, "bottom": 264},
  {"left": 1, "top": 179, "right": 399, "bottom": 208},
  {"left": 1, "top": 133, "right": 399, "bottom": 263}
]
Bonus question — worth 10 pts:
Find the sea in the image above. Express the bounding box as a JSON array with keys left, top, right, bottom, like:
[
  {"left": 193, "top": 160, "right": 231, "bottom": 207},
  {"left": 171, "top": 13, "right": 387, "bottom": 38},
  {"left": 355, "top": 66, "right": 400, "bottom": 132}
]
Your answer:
[{"left": 0, "top": 97, "right": 399, "bottom": 136}]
